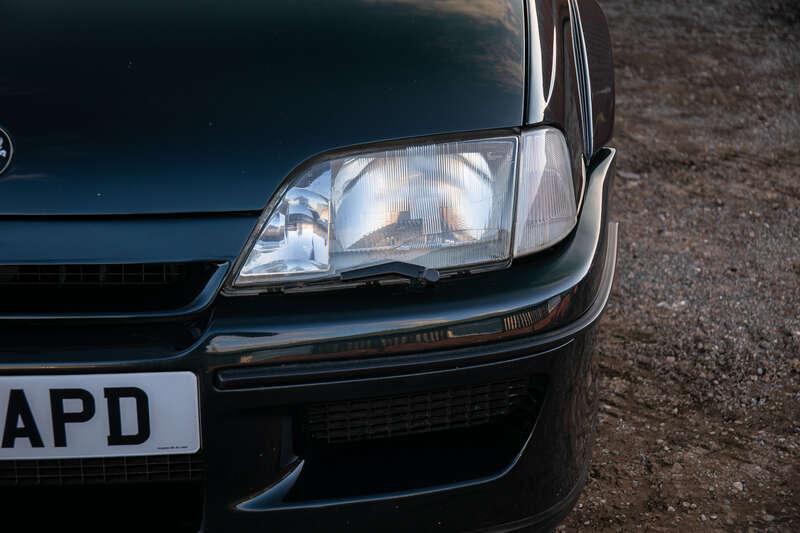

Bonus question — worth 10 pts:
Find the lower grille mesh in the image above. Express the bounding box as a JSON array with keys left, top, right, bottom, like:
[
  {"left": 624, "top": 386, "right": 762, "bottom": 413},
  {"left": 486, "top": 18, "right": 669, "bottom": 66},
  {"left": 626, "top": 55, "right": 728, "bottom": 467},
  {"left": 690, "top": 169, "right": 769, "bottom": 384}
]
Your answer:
[
  {"left": 0, "top": 454, "right": 204, "bottom": 486},
  {"left": 305, "top": 377, "right": 534, "bottom": 444}
]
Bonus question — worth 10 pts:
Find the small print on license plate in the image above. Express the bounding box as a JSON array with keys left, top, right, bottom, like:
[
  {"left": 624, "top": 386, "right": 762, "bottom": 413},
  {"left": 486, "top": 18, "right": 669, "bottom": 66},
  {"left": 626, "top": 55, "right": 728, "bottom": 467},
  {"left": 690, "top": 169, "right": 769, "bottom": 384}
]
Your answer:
[{"left": 0, "top": 372, "right": 200, "bottom": 460}]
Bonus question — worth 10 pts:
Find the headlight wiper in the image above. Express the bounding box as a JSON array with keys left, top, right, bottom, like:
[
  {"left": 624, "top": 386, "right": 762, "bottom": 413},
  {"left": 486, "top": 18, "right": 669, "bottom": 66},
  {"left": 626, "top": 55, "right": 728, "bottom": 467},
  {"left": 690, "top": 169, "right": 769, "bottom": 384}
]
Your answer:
[{"left": 338, "top": 261, "right": 440, "bottom": 285}]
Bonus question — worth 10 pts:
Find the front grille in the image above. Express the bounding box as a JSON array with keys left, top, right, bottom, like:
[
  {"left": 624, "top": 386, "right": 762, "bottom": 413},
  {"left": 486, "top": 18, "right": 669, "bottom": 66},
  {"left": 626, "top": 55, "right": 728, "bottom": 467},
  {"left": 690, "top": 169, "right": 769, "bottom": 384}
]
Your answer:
[
  {"left": 305, "top": 377, "right": 535, "bottom": 444},
  {"left": 0, "top": 454, "right": 204, "bottom": 486},
  {"left": 0, "top": 263, "right": 186, "bottom": 286},
  {"left": 0, "top": 262, "right": 217, "bottom": 316}
]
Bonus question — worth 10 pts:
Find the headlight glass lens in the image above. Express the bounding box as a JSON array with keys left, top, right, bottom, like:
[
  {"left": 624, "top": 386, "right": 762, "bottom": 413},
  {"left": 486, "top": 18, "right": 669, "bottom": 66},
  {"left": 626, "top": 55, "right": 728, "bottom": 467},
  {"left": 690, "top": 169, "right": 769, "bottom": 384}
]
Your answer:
[
  {"left": 234, "top": 127, "right": 578, "bottom": 290},
  {"left": 235, "top": 137, "right": 518, "bottom": 287},
  {"left": 513, "top": 128, "right": 577, "bottom": 257}
]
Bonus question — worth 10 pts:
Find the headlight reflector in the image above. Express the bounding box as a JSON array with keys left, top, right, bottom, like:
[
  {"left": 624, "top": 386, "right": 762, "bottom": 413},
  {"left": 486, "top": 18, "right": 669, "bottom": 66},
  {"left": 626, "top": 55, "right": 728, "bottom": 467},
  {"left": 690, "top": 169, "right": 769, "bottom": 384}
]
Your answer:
[
  {"left": 331, "top": 139, "right": 518, "bottom": 272},
  {"left": 238, "top": 170, "right": 331, "bottom": 280}
]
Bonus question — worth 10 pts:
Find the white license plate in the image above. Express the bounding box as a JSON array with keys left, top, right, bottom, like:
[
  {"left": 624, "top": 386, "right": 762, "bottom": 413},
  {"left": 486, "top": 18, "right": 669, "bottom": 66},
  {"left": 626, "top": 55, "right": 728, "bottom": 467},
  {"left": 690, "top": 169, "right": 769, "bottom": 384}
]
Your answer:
[{"left": 0, "top": 372, "right": 200, "bottom": 460}]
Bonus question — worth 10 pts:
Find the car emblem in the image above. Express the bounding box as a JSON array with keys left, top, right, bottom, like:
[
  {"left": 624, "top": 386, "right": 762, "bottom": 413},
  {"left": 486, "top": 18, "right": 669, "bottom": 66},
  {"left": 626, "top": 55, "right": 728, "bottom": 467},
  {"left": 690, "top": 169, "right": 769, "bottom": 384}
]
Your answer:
[{"left": 0, "top": 127, "right": 12, "bottom": 176}]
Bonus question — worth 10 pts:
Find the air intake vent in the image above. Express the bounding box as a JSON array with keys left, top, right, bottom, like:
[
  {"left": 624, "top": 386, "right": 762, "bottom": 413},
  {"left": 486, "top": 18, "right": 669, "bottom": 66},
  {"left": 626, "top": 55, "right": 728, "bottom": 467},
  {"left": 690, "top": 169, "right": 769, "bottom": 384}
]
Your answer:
[
  {"left": 0, "top": 263, "right": 186, "bottom": 286},
  {"left": 0, "top": 262, "right": 221, "bottom": 316},
  {"left": 305, "top": 377, "right": 535, "bottom": 444}
]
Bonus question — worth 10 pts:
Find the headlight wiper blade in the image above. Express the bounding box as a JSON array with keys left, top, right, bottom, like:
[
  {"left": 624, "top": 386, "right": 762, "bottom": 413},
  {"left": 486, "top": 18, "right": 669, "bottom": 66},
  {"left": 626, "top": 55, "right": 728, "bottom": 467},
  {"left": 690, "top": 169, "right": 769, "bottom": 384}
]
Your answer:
[{"left": 338, "top": 261, "right": 440, "bottom": 285}]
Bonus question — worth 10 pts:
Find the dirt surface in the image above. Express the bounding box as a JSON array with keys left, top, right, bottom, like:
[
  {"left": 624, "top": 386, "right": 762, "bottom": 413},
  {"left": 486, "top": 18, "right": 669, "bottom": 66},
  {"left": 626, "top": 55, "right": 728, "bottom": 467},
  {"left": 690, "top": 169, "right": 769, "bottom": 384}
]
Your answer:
[{"left": 561, "top": 1, "right": 800, "bottom": 531}]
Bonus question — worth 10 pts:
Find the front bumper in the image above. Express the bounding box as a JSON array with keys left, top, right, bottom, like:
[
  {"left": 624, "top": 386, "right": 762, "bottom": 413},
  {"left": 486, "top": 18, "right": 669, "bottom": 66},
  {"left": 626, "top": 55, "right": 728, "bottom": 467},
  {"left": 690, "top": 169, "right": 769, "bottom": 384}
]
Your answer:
[{"left": 0, "top": 149, "right": 617, "bottom": 532}]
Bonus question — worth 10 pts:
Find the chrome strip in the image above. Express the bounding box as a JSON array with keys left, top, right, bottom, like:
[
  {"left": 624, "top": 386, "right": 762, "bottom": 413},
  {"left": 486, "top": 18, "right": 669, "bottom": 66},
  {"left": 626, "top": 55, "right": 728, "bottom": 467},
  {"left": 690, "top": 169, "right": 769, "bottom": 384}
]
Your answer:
[
  {"left": 569, "top": 0, "right": 594, "bottom": 158},
  {"left": 525, "top": 1, "right": 559, "bottom": 124},
  {"left": 527, "top": 1, "right": 546, "bottom": 121}
]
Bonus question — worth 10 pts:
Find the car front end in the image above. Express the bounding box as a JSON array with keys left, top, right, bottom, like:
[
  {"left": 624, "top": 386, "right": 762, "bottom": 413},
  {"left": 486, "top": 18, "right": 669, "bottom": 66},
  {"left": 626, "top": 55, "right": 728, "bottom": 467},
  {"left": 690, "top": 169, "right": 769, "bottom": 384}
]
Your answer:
[{"left": 0, "top": 1, "right": 615, "bottom": 531}]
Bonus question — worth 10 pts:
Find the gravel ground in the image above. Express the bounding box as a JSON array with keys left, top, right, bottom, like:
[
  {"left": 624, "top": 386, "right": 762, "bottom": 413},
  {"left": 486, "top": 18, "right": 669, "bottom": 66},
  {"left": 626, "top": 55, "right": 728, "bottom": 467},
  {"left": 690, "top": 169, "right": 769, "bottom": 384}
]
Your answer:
[{"left": 561, "top": 1, "right": 800, "bottom": 531}]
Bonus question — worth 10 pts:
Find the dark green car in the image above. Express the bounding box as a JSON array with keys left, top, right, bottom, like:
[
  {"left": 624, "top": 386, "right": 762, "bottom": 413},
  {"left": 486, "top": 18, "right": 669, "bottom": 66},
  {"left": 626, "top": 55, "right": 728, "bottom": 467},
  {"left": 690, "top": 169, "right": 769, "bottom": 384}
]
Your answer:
[{"left": 0, "top": 1, "right": 616, "bottom": 530}]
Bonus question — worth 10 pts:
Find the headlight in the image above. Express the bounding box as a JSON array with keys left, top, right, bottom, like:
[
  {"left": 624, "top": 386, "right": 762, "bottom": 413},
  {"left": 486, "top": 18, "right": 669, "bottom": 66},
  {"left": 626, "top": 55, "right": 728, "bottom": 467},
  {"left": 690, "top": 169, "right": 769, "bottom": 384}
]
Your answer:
[
  {"left": 231, "top": 127, "right": 576, "bottom": 292},
  {"left": 513, "top": 128, "right": 578, "bottom": 256}
]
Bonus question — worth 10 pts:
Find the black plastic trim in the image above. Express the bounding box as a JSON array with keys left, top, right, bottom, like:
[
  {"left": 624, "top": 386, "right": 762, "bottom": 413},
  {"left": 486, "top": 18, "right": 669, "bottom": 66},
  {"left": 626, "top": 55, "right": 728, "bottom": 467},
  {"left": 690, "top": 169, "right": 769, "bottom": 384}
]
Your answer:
[{"left": 468, "top": 470, "right": 588, "bottom": 533}]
